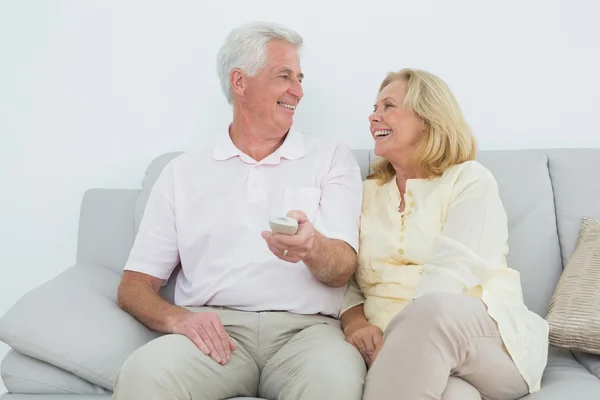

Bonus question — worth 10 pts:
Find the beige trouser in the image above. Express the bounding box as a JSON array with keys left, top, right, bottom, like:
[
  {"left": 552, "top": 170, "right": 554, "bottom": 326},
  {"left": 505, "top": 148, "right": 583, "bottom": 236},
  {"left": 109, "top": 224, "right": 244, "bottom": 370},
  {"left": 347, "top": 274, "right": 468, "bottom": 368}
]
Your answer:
[
  {"left": 364, "top": 293, "right": 529, "bottom": 400},
  {"left": 113, "top": 307, "right": 366, "bottom": 400}
]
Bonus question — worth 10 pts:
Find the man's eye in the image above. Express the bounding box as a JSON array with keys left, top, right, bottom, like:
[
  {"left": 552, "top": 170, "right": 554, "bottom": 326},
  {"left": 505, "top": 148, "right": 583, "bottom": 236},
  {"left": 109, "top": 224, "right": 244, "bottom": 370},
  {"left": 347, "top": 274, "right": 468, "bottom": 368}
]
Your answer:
[{"left": 280, "top": 75, "right": 290, "bottom": 80}]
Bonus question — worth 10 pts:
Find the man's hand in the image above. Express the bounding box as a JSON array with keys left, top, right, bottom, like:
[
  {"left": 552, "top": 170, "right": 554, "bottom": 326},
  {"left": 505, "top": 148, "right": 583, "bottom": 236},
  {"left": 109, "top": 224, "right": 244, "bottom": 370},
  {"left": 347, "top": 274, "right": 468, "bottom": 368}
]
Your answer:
[
  {"left": 344, "top": 319, "right": 384, "bottom": 367},
  {"left": 168, "top": 311, "right": 237, "bottom": 365},
  {"left": 261, "top": 210, "right": 315, "bottom": 263}
]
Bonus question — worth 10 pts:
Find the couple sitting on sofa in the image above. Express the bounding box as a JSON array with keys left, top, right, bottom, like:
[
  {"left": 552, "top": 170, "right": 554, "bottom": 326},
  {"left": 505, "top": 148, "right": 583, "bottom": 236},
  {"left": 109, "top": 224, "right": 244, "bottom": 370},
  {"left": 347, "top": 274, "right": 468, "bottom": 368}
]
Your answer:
[{"left": 112, "top": 21, "right": 549, "bottom": 400}]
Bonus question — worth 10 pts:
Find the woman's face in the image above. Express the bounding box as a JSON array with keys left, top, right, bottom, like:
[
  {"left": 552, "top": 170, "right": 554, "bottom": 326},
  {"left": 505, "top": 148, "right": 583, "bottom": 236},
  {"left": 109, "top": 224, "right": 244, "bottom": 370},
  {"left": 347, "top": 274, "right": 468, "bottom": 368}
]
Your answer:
[{"left": 369, "top": 79, "right": 426, "bottom": 163}]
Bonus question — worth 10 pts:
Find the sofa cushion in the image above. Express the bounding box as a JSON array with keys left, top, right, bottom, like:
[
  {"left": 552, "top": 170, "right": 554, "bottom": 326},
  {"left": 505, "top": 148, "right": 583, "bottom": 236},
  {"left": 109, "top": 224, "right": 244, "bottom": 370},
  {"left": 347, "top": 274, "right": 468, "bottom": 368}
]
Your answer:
[
  {"left": 573, "top": 351, "right": 600, "bottom": 379},
  {"left": 76, "top": 189, "right": 141, "bottom": 274},
  {"left": 0, "top": 264, "right": 160, "bottom": 391},
  {"left": 547, "top": 149, "right": 600, "bottom": 265},
  {"left": 475, "top": 150, "right": 562, "bottom": 316},
  {"left": 0, "top": 396, "right": 111, "bottom": 399},
  {"left": 520, "top": 347, "right": 600, "bottom": 399},
  {"left": 547, "top": 217, "right": 600, "bottom": 355},
  {"left": 1, "top": 350, "right": 108, "bottom": 395}
]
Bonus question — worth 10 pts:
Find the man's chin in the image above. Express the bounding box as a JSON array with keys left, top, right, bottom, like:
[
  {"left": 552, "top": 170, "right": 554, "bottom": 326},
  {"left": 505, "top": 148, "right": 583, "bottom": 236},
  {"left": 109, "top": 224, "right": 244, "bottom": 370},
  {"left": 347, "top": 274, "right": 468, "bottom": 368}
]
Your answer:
[{"left": 276, "top": 119, "right": 294, "bottom": 133}]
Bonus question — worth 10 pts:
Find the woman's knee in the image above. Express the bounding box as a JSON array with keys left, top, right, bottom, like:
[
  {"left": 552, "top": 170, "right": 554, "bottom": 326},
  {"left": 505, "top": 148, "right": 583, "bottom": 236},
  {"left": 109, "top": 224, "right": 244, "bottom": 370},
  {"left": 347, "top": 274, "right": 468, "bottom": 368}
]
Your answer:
[
  {"left": 442, "top": 377, "right": 481, "bottom": 400},
  {"left": 385, "top": 293, "right": 479, "bottom": 336}
]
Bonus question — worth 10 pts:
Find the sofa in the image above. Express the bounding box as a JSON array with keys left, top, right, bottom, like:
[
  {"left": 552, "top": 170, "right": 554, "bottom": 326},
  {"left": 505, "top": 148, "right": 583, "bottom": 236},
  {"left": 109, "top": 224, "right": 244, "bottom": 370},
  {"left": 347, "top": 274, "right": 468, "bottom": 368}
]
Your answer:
[{"left": 1, "top": 148, "right": 600, "bottom": 399}]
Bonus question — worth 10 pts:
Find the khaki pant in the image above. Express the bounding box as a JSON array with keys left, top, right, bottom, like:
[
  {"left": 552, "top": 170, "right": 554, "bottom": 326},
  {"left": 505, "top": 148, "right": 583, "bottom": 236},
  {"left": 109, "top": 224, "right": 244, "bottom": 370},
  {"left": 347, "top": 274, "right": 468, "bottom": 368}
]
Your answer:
[
  {"left": 364, "top": 293, "right": 529, "bottom": 400},
  {"left": 113, "top": 307, "right": 366, "bottom": 400}
]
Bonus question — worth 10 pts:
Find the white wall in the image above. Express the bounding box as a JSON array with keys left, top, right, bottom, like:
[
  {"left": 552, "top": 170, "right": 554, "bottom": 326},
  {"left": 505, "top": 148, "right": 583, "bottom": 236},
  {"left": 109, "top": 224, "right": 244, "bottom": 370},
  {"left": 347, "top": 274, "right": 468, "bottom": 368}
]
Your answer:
[{"left": 1, "top": 0, "right": 599, "bottom": 393}]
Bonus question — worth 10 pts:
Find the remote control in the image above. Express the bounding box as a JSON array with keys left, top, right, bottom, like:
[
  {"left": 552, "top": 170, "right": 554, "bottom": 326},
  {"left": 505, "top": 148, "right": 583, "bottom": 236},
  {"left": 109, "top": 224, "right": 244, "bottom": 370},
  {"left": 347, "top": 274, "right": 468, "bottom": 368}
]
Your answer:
[{"left": 269, "top": 216, "right": 299, "bottom": 235}]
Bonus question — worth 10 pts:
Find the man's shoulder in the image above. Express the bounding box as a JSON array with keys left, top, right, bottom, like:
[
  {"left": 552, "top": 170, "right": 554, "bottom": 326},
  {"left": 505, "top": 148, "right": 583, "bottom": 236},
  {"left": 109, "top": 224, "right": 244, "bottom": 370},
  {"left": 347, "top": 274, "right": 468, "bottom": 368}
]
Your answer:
[
  {"left": 168, "top": 147, "right": 216, "bottom": 169},
  {"left": 299, "top": 131, "right": 354, "bottom": 160}
]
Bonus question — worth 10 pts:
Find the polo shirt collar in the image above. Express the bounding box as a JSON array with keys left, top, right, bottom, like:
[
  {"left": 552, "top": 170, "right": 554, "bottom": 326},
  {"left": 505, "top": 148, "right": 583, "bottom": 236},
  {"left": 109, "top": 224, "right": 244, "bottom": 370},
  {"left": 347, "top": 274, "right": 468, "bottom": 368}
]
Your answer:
[{"left": 212, "top": 126, "right": 305, "bottom": 164}]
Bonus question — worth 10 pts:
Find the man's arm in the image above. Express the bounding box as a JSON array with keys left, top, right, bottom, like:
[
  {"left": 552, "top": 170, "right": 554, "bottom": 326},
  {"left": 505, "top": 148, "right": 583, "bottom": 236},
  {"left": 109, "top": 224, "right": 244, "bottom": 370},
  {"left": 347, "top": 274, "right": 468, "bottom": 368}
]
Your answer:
[
  {"left": 303, "top": 230, "right": 357, "bottom": 287},
  {"left": 117, "top": 270, "right": 236, "bottom": 365},
  {"left": 262, "top": 143, "right": 362, "bottom": 286},
  {"left": 262, "top": 210, "right": 357, "bottom": 287},
  {"left": 117, "top": 271, "right": 188, "bottom": 333},
  {"left": 118, "top": 161, "right": 235, "bottom": 365}
]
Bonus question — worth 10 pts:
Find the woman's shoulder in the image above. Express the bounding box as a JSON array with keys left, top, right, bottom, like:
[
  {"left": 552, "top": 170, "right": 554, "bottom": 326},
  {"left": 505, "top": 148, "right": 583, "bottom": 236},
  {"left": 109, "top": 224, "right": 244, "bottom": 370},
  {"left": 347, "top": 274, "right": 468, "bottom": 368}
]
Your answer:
[
  {"left": 440, "top": 160, "right": 500, "bottom": 200},
  {"left": 442, "top": 160, "right": 496, "bottom": 184},
  {"left": 362, "top": 176, "right": 389, "bottom": 192}
]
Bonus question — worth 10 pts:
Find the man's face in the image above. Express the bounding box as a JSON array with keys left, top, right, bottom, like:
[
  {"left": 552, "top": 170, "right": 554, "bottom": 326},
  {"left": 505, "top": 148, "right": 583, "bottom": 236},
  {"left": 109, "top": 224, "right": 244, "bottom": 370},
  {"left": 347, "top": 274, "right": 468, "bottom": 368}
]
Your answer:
[{"left": 238, "top": 40, "right": 304, "bottom": 138}]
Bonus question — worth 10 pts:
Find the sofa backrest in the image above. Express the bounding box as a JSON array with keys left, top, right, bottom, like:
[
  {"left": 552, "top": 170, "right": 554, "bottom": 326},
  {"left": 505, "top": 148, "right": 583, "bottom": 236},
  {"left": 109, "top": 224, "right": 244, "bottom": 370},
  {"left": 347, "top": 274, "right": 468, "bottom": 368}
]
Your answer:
[
  {"left": 84, "top": 146, "right": 600, "bottom": 317},
  {"left": 474, "top": 150, "right": 562, "bottom": 316},
  {"left": 546, "top": 150, "right": 600, "bottom": 267}
]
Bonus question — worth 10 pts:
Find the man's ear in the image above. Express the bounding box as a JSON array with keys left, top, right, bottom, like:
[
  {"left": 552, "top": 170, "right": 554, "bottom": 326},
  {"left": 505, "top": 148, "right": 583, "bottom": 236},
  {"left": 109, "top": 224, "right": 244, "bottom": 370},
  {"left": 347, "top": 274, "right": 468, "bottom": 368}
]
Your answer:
[{"left": 230, "top": 68, "right": 245, "bottom": 97}]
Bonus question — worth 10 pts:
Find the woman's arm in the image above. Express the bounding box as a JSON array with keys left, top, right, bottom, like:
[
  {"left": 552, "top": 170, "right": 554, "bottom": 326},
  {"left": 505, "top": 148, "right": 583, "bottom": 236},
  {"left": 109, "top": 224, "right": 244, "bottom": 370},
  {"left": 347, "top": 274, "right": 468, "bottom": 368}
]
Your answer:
[
  {"left": 341, "top": 304, "right": 383, "bottom": 367},
  {"left": 340, "top": 277, "right": 383, "bottom": 366},
  {"left": 341, "top": 304, "right": 369, "bottom": 334},
  {"left": 413, "top": 162, "right": 509, "bottom": 299}
]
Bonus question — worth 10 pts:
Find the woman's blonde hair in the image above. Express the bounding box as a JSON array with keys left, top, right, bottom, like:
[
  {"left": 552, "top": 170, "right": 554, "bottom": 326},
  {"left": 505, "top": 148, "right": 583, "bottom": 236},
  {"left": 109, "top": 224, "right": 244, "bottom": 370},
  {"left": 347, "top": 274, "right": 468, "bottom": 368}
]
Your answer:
[{"left": 368, "top": 68, "right": 476, "bottom": 184}]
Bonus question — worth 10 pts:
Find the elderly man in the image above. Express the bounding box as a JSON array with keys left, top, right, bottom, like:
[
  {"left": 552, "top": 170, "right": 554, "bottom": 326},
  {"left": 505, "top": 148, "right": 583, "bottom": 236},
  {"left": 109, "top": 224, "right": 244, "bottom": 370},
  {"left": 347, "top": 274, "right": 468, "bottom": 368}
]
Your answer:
[{"left": 112, "top": 21, "right": 366, "bottom": 400}]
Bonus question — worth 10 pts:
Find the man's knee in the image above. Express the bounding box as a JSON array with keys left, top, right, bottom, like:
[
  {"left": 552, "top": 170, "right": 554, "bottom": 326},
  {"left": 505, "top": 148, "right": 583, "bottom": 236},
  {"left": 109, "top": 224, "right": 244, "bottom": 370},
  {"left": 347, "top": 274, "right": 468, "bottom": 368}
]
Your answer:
[
  {"left": 262, "top": 324, "right": 366, "bottom": 400},
  {"left": 298, "top": 325, "right": 365, "bottom": 399},
  {"left": 114, "top": 335, "right": 185, "bottom": 395},
  {"left": 280, "top": 355, "right": 365, "bottom": 400}
]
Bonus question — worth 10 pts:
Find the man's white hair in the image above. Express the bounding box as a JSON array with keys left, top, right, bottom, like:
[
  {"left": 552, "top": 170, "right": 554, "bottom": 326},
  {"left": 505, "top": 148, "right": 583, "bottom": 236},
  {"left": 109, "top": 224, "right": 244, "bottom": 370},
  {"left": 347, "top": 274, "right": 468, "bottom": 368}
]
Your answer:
[{"left": 217, "top": 21, "right": 303, "bottom": 104}]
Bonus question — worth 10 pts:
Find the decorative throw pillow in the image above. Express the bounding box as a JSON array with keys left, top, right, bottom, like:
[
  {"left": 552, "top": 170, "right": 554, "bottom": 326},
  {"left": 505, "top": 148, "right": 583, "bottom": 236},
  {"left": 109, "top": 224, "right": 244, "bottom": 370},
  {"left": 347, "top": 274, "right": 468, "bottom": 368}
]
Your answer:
[{"left": 547, "top": 216, "right": 600, "bottom": 354}]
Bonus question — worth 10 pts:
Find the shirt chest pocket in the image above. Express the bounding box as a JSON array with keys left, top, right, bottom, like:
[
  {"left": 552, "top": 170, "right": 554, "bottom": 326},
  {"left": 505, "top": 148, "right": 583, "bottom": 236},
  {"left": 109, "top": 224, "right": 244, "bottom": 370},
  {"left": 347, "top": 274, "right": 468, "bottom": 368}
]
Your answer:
[{"left": 283, "top": 187, "right": 322, "bottom": 223}]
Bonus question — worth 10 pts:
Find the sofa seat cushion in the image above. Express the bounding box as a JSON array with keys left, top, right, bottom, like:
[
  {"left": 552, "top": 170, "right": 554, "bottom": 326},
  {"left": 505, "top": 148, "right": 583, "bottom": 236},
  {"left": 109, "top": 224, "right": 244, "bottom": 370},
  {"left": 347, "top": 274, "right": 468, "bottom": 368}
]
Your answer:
[
  {"left": 1, "top": 350, "right": 108, "bottom": 395},
  {"left": 573, "top": 351, "right": 600, "bottom": 379},
  {"left": 0, "top": 263, "right": 160, "bottom": 391},
  {"left": 521, "top": 347, "right": 600, "bottom": 399},
  {"left": 0, "top": 397, "right": 262, "bottom": 400},
  {"left": 0, "top": 395, "right": 111, "bottom": 399}
]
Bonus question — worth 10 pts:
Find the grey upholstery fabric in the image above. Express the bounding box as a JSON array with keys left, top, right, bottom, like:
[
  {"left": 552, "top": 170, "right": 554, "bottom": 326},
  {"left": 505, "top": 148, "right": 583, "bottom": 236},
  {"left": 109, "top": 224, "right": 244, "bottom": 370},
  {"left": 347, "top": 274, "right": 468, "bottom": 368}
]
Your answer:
[
  {"left": 521, "top": 347, "right": 600, "bottom": 399},
  {"left": 0, "top": 396, "right": 110, "bottom": 399},
  {"left": 2, "top": 148, "right": 600, "bottom": 400},
  {"left": 1, "top": 351, "right": 107, "bottom": 395},
  {"left": 475, "top": 150, "right": 563, "bottom": 316},
  {"left": 351, "top": 149, "right": 371, "bottom": 181},
  {"left": 573, "top": 351, "right": 600, "bottom": 379},
  {"left": 546, "top": 149, "right": 600, "bottom": 265},
  {"left": 0, "top": 397, "right": 259, "bottom": 400},
  {"left": 76, "top": 189, "right": 140, "bottom": 274},
  {"left": 0, "top": 264, "right": 160, "bottom": 391}
]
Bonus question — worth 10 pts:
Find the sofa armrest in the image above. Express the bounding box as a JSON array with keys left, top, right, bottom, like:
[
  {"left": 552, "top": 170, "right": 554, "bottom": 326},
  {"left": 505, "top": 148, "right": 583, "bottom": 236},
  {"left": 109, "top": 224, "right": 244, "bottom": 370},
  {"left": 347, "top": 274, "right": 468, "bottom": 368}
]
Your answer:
[{"left": 76, "top": 189, "right": 140, "bottom": 273}]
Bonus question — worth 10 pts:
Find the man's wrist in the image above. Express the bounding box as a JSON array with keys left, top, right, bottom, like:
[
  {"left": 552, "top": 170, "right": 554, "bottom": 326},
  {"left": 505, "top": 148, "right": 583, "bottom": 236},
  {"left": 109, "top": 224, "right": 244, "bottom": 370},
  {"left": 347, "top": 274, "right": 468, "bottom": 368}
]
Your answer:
[
  {"left": 164, "top": 307, "right": 191, "bottom": 333},
  {"left": 302, "top": 229, "right": 322, "bottom": 265}
]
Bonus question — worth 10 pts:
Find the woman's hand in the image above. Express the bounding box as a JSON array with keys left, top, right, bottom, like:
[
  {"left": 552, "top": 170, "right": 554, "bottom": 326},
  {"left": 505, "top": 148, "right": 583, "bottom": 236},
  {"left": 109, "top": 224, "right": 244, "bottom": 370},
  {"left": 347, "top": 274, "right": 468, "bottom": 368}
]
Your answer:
[{"left": 341, "top": 305, "right": 384, "bottom": 367}]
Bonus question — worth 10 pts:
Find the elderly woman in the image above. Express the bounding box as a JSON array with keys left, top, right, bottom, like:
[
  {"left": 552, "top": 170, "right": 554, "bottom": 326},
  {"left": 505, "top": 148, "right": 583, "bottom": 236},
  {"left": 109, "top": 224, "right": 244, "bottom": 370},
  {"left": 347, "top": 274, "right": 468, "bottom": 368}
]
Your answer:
[{"left": 340, "top": 69, "right": 548, "bottom": 400}]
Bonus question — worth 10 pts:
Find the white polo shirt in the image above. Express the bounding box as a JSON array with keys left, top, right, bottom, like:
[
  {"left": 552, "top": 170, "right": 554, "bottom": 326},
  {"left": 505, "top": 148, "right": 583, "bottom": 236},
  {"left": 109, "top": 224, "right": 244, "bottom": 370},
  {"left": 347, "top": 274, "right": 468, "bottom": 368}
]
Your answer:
[{"left": 124, "top": 128, "right": 363, "bottom": 317}]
